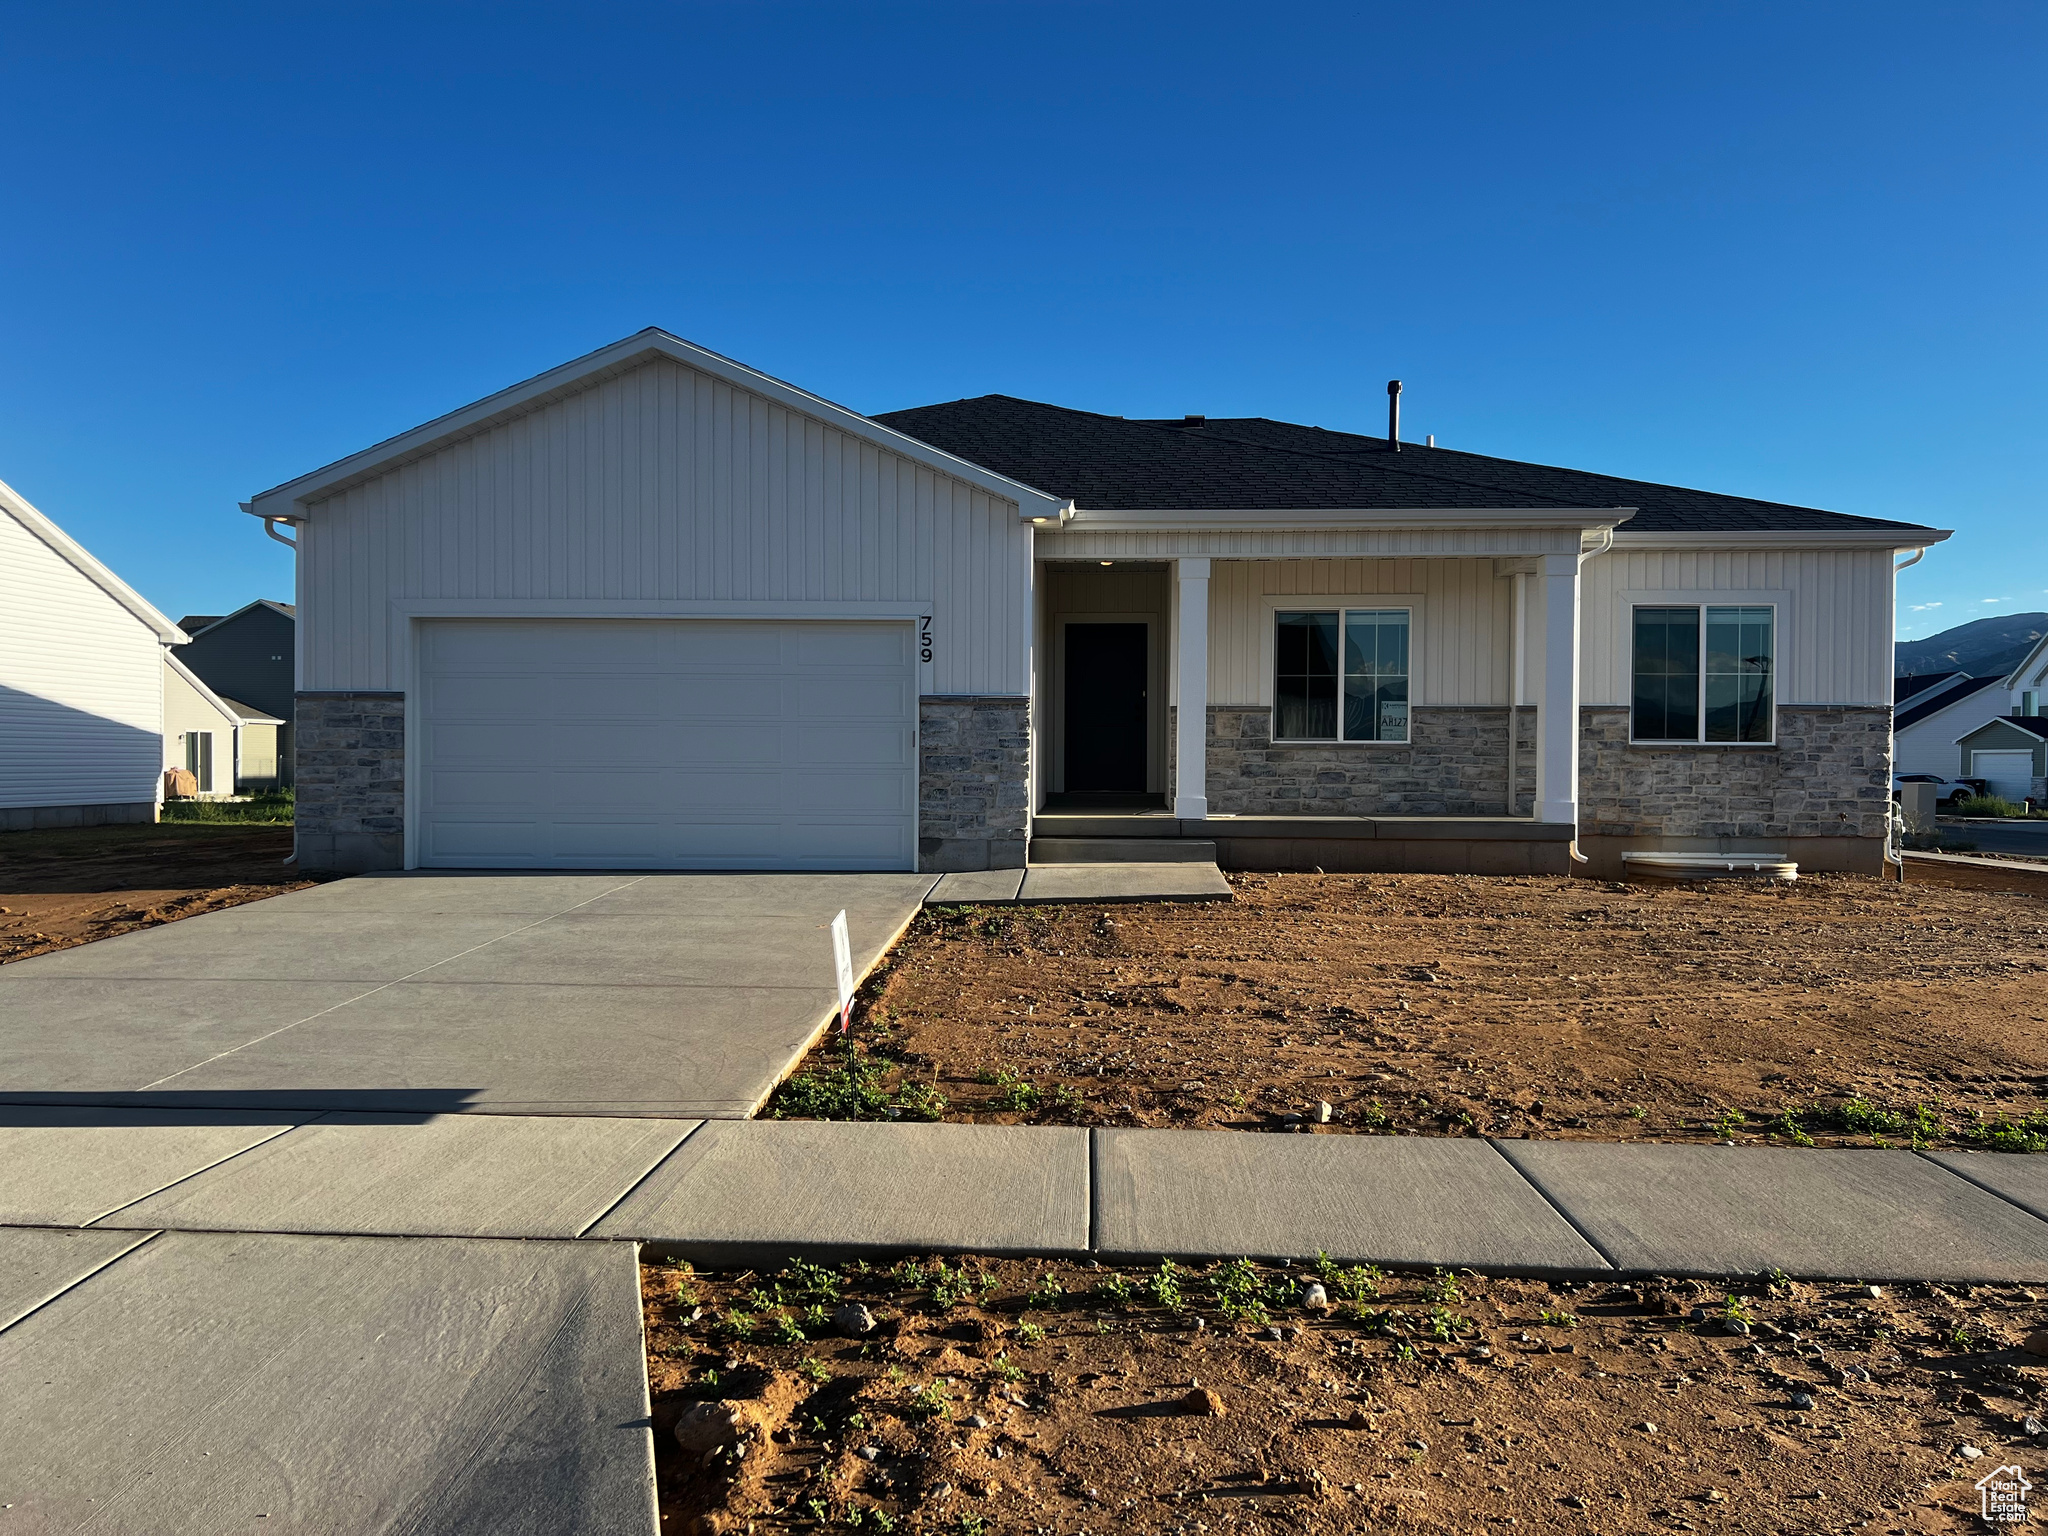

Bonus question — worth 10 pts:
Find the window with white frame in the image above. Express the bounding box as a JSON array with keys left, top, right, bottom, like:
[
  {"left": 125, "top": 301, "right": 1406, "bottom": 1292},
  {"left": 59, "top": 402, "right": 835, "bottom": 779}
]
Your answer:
[
  {"left": 1631, "top": 605, "right": 1775, "bottom": 743},
  {"left": 1274, "top": 609, "right": 1410, "bottom": 742}
]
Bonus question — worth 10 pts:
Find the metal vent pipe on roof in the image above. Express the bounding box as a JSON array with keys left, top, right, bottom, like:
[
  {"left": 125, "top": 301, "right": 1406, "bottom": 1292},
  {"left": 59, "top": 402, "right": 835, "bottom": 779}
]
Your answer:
[{"left": 1386, "top": 380, "right": 1402, "bottom": 450}]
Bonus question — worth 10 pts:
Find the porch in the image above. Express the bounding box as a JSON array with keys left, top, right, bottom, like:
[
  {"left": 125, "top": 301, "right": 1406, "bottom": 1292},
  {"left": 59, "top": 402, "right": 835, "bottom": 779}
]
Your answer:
[{"left": 1032, "top": 542, "right": 1596, "bottom": 875}]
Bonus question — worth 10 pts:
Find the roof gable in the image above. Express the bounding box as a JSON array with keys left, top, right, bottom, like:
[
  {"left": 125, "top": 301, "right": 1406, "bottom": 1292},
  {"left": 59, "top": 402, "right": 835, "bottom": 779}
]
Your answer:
[
  {"left": 2004, "top": 630, "right": 2048, "bottom": 689},
  {"left": 248, "top": 331, "right": 1068, "bottom": 521},
  {"left": 0, "top": 476, "right": 184, "bottom": 644},
  {"left": 875, "top": 394, "right": 1946, "bottom": 539}
]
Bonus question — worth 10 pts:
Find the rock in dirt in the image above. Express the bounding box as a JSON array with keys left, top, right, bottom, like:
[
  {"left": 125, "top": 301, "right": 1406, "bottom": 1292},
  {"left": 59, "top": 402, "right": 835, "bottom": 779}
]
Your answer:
[
  {"left": 673, "top": 1401, "right": 746, "bottom": 1453},
  {"left": 833, "top": 1303, "right": 876, "bottom": 1337},
  {"left": 1303, "top": 1283, "right": 1330, "bottom": 1310},
  {"left": 1180, "top": 1388, "right": 1227, "bottom": 1416},
  {"left": 2022, "top": 1330, "right": 2048, "bottom": 1358},
  {"left": 1960, "top": 1445, "right": 1986, "bottom": 1460},
  {"left": 1790, "top": 1393, "right": 1817, "bottom": 1411},
  {"left": 1313, "top": 1100, "right": 1333, "bottom": 1124},
  {"left": 964, "top": 1414, "right": 990, "bottom": 1429}
]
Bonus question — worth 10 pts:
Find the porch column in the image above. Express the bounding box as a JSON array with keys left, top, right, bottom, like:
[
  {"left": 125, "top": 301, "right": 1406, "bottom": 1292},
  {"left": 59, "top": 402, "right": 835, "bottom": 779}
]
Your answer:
[
  {"left": 1536, "top": 552, "right": 1581, "bottom": 826},
  {"left": 1174, "top": 557, "right": 1211, "bottom": 819}
]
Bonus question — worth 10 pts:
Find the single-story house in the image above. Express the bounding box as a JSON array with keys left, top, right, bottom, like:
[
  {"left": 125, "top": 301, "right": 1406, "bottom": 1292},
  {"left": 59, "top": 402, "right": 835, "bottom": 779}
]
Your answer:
[
  {"left": 1892, "top": 674, "right": 2011, "bottom": 779},
  {"left": 162, "top": 652, "right": 284, "bottom": 797},
  {"left": 1, "top": 475, "right": 186, "bottom": 831},
  {"left": 244, "top": 329, "right": 1949, "bottom": 877},
  {"left": 174, "top": 600, "right": 297, "bottom": 786}
]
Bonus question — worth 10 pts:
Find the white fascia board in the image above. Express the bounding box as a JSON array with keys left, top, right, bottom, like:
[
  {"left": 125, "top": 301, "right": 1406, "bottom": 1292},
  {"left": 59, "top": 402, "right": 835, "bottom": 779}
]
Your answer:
[
  {"left": 0, "top": 476, "right": 186, "bottom": 644},
  {"left": 245, "top": 328, "right": 1069, "bottom": 520},
  {"left": 1064, "top": 506, "right": 1639, "bottom": 533},
  {"left": 1612, "top": 528, "right": 1952, "bottom": 551},
  {"left": 166, "top": 651, "right": 245, "bottom": 725}
]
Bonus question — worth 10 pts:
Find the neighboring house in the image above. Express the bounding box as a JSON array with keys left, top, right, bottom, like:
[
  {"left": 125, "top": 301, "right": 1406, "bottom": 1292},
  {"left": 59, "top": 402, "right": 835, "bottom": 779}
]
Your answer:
[
  {"left": 244, "top": 329, "right": 1948, "bottom": 877},
  {"left": 1953, "top": 630, "right": 2048, "bottom": 802},
  {"left": 174, "top": 600, "right": 297, "bottom": 786},
  {"left": 1, "top": 476, "right": 186, "bottom": 831},
  {"left": 1893, "top": 674, "right": 2010, "bottom": 779},
  {"left": 162, "top": 653, "right": 284, "bottom": 797}
]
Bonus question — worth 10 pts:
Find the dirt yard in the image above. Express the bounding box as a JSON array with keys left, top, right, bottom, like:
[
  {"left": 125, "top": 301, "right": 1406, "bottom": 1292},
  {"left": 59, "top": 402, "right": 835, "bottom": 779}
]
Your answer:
[
  {"left": 0, "top": 823, "right": 316, "bottom": 964},
  {"left": 774, "top": 866, "right": 2048, "bottom": 1152},
  {"left": 645, "top": 1252, "right": 2041, "bottom": 1534}
]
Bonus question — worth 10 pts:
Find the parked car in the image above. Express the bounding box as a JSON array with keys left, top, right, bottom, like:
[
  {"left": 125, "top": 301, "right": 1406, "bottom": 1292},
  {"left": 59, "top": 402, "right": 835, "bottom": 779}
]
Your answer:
[{"left": 1893, "top": 772, "right": 1981, "bottom": 804}]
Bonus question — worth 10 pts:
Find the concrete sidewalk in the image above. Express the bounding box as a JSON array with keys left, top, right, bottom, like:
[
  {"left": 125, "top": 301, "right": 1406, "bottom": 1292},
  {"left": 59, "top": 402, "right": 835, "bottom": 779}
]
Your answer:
[{"left": 12, "top": 1108, "right": 2048, "bottom": 1283}]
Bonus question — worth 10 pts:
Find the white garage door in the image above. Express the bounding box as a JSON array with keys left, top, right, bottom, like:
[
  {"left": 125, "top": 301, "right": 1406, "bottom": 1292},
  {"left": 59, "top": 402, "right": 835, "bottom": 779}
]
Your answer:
[
  {"left": 417, "top": 619, "right": 917, "bottom": 870},
  {"left": 1971, "top": 749, "right": 2036, "bottom": 803}
]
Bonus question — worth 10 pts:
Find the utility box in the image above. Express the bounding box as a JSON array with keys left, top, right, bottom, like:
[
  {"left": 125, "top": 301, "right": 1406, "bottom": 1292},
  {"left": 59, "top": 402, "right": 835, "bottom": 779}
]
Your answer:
[{"left": 1899, "top": 781, "right": 1937, "bottom": 835}]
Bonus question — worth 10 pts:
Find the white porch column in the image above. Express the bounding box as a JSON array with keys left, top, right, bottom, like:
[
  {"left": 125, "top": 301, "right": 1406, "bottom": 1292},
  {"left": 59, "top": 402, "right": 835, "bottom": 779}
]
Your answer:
[
  {"left": 1174, "top": 557, "right": 1211, "bottom": 819},
  {"left": 1536, "top": 552, "right": 1581, "bottom": 826}
]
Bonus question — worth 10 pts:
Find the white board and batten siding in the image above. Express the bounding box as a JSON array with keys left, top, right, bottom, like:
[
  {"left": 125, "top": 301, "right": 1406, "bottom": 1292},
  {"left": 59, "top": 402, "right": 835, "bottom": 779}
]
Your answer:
[
  {"left": 294, "top": 357, "right": 1033, "bottom": 698},
  {"left": 0, "top": 501, "right": 167, "bottom": 811},
  {"left": 1579, "top": 546, "right": 1896, "bottom": 708}
]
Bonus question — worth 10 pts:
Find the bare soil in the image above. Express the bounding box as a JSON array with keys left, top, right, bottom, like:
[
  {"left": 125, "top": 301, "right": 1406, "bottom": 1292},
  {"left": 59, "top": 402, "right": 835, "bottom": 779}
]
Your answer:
[
  {"left": 0, "top": 823, "right": 317, "bottom": 964},
  {"left": 777, "top": 867, "right": 2048, "bottom": 1149},
  {"left": 645, "top": 1253, "right": 2042, "bottom": 1534}
]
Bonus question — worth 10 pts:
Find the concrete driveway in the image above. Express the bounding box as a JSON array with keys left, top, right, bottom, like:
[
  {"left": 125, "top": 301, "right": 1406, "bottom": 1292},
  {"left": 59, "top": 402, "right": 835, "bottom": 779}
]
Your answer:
[{"left": 0, "top": 871, "right": 937, "bottom": 1118}]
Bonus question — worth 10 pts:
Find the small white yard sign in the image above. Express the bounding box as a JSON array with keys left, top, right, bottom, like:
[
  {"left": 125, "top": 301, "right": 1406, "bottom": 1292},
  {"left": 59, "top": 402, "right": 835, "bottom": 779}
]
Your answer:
[{"left": 830, "top": 910, "right": 855, "bottom": 1032}]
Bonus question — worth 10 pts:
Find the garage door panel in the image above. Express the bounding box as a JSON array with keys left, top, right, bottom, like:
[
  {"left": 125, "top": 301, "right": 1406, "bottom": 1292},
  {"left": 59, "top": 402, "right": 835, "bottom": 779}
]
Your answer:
[
  {"left": 1972, "top": 750, "right": 2036, "bottom": 800},
  {"left": 418, "top": 620, "right": 920, "bottom": 870},
  {"left": 794, "top": 625, "right": 911, "bottom": 667}
]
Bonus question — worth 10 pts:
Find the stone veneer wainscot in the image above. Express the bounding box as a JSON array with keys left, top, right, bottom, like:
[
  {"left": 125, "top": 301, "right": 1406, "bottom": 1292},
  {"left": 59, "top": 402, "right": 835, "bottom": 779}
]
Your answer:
[
  {"left": 919, "top": 696, "right": 1030, "bottom": 872},
  {"left": 1194, "top": 704, "right": 1526, "bottom": 817},
  {"left": 294, "top": 691, "right": 405, "bottom": 873}
]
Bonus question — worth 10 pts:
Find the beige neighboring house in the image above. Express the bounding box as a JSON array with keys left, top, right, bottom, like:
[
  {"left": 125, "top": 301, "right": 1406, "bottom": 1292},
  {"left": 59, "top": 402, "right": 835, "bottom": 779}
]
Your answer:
[{"left": 162, "top": 652, "right": 283, "bottom": 799}]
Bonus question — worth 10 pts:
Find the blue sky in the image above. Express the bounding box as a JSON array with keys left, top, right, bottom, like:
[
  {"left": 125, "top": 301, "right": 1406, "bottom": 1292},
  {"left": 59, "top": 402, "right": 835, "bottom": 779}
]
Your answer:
[{"left": 2, "top": 2, "right": 2040, "bottom": 639}]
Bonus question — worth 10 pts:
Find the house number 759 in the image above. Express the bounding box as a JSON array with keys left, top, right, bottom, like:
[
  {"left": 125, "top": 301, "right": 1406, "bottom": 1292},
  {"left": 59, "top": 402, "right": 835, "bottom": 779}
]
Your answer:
[{"left": 919, "top": 616, "right": 933, "bottom": 664}]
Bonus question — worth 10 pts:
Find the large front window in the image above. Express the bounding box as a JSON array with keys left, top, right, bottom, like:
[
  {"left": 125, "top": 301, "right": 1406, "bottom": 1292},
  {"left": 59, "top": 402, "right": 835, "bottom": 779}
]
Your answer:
[
  {"left": 1631, "top": 605, "right": 1775, "bottom": 743},
  {"left": 1275, "top": 609, "right": 1410, "bottom": 742}
]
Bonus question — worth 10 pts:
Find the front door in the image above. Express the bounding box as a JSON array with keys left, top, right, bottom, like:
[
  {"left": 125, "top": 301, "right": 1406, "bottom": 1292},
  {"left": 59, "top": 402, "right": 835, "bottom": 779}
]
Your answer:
[{"left": 1064, "top": 622, "right": 1148, "bottom": 791}]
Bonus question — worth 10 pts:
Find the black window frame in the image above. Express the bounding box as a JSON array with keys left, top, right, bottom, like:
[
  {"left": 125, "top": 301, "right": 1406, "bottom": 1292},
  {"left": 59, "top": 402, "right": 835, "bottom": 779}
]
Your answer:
[
  {"left": 1272, "top": 607, "right": 1413, "bottom": 744},
  {"left": 1629, "top": 603, "right": 1777, "bottom": 746}
]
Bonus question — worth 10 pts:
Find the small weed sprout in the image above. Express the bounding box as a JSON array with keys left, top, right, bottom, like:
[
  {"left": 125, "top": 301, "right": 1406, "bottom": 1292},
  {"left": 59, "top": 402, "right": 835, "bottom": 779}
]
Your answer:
[
  {"left": 991, "top": 1352, "right": 1025, "bottom": 1384},
  {"left": 976, "top": 1066, "right": 1041, "bottom": 1113},
  {"left": 1029, "top": 1272, "right": 1067, "bottom": 1309},
  {"left": 1209, "top": 1258, "right": 1272, "bottom": 1325},
  {"left": 1150, "top": 1260, "right": 1187, "bottom": 1312},
  {"left": 1015, "top": 1320, "right": 1047, "bottom": 1345},
  {"left": 1095, "top": 1272, "right": 1136, "bottom": 1308},
  {"left": 1711, "top": 1107, "right": 1745, "bottom": 1140},
  {"left": 774, "top": 1312, "right": 808, "bottom": 1345},
  {"left": 1424, "top": 1268, "right": 1462, "bottom": 1305},
  {"left": 1427, "top": 1306, "right": 1470, "bottom": 1341},
  {"left": 1539, "top": 1306, "right": 1579, "bottom": 1328},
  {"left": 1774, "top": 1108, "right": 1815, "bottom": 1148},
  {"left": 800, "top": 1356, "right": 832, "bottom": 1383},
  {"left": 906, "top": 1382, "right": 950, "bottom": 1420},
  {"left": 1721, "top": 1295, "right": 1754, "bottom": 1327}
]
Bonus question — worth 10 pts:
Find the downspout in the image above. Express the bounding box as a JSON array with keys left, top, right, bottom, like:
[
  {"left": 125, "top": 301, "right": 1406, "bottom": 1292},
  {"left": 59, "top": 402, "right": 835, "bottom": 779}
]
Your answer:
[
  {"left": 1885, "top": 549, "right": 1927, "bottom": 880},
  {"left": 1565, "top": 526, "right": 1617, "bottom": 866},
  {"left": 250, "top": 505, "right": 301, "bottom": 862}
]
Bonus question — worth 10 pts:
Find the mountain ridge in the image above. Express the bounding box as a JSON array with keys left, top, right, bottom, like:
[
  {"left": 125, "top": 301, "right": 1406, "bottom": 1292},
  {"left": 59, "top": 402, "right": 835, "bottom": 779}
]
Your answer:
[{"left": 1895, "top": 612, "right": 2047, "bottom": 679}]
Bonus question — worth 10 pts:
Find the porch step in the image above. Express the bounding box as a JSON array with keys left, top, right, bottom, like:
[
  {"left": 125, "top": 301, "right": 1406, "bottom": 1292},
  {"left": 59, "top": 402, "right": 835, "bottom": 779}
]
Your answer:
[{"left": 1029, "top": 838, "right": 1218, "bottom": 865}]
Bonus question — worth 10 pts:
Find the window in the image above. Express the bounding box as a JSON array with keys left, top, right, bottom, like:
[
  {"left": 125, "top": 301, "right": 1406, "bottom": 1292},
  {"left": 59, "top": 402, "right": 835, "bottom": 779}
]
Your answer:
[
  {"left": 2025, "top": 690, "right": 2040, "bottom": 717},
  {"left": 1631, "top": 605, "right": 1775, "bottom": 743},
  {"left": 1275, "top": 609, "right": 1410, "bottom": 742},
  {"left": 185, "top": 730, "right": 214, "bottom": 792}
]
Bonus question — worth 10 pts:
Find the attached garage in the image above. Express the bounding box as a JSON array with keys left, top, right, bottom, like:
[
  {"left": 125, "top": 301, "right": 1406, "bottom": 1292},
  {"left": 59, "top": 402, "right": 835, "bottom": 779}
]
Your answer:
[
  {"left": 417, "top": 618, "right": 918, "bottom": 870},
  {"left": 1970, "top": 749, "right": 2037, "bottom": 803}
]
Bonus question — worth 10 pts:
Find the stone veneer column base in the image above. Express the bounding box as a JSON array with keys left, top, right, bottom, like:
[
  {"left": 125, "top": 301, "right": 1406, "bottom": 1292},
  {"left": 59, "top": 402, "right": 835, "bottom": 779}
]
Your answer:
[
  {"left": 295, "top": 691, "right": 406, "bottom": 874},
  {"left": 919, "top": 696, "right": 1030, "bottom": 873}
]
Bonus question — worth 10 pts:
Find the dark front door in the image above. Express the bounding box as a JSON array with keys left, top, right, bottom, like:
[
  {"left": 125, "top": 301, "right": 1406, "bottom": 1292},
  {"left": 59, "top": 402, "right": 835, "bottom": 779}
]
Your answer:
[{"left": 1064, "top": 623, "right": 1149, "bottom": 791}]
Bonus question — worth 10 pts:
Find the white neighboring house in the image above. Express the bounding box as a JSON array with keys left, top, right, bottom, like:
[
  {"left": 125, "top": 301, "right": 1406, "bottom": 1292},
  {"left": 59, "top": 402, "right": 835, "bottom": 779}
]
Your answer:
[
  {"left": 1953, "top": 631, "right": 2048, "bottom": 804},
  {"left": 163, "top": 652, "right": 284, "bottom": 799},
  {"left": 0, "top": 477, "right": 186, "bottom": 831},
  {"left": 1892, "top": 672, "right": 2011, "bottom": 779}
]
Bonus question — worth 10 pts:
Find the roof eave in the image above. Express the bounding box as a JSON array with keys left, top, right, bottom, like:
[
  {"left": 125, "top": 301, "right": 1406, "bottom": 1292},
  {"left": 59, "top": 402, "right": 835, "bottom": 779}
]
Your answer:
[
  {"left": 1060, "top": 506, "right": 1639, "bottom": 533},
  {"left": 1612, "top": 527, "right": 1951, "bottom": 550},
  {"left": 246, "top": 329, "right": 1068, "bottom": 520}
]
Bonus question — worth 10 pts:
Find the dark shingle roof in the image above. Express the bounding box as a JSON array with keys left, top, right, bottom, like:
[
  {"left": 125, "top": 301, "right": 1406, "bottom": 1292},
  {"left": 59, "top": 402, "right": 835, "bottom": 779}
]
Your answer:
[
  {"left": 873, "top": 395, "right": 1937, "bottom": 535},
  {"left": 1895, "top": 674, "right": 2008, "bottom": 730}
]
